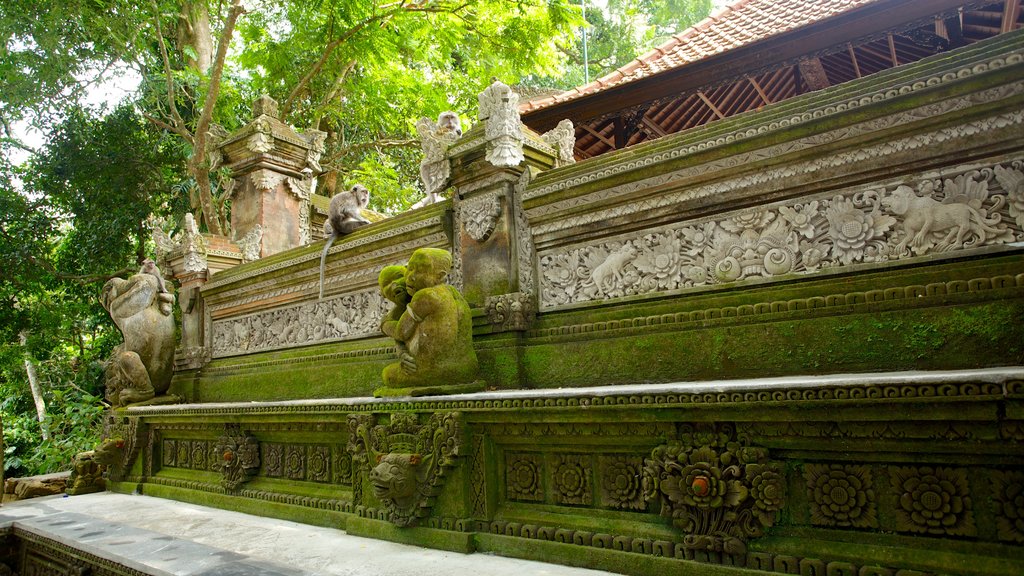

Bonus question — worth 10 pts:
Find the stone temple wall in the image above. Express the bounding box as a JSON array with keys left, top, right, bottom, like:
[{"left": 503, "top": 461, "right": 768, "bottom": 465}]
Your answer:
[{"left": 107, "top": 30, "right": 1024, "bottom": 576}]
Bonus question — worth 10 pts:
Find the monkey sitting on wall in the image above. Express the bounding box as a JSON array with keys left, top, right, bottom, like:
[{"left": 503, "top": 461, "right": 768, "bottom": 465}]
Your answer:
[{"left": 319, "top": 184, "right": 372, "bottom": 300}]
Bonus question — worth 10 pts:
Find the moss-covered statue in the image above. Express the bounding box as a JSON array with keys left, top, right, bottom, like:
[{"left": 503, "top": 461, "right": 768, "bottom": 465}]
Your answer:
[
  {"left": 100, "top": 260, "right": 178, "bottom": 407},
  {"left": 66, "top": 437, "right": 125, "bottom": 495},
  {"left": 377, "top": 248, "right": 483, "bottom": 396}
]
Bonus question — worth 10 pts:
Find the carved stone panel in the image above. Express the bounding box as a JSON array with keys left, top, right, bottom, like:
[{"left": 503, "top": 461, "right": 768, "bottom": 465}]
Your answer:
[
  {"left": 211, "top": 425, "right": 260, "bottom": 491},
  {"left": 805, "top": 463, "right": 878, "bottom": 529},
  {"left": 507, "top": 452, "right": 544, "bottom": 503},
  {"left": 889, "top": 466, "right": 976, "bottom": 537}
]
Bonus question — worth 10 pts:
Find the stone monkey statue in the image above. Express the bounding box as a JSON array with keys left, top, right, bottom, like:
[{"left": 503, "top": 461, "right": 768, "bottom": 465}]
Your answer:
[{"left": 319, "top": 184, "right": 372, "bottom": 299}]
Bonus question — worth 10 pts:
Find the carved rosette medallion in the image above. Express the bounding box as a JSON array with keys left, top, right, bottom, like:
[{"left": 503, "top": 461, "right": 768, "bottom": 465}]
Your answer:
[
  {"left": 991, "top": 469, "right": 1024, "bottom": 543},
  {"left": 462, "top": 195, "right": 503, "bottom": 242},
  {"left": 553, "top": 454, "right": 592, "bottom": 506},
  {"left": 347, "top": 412, "right": 465, "bottom": 527},
  {"left": 507, "top": 452, "right": 544, "bottom": 502},
  {"left": 889, "top": 466, "right": 976, "bottom": 536},
  {"left": 600, "top": 455, "right": 646, "bottom": 511},
  {"left": 805, "top": 464, "right": 877, "bottom": 528},
  {"left": 211, "top": 425, "right": 260, "bottom": 491},
  {"left": 642, "top": 424, "right": 786, "bottom": 555},
  {"left": 484, "top": 292, "right": 535, "bottom": 332}
]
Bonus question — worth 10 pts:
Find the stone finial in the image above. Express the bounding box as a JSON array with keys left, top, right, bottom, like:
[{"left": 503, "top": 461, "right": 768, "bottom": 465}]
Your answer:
[
  {"left": 252, "top": 95, "right": 279, "bottom": 118},
  {"left": 477, "top": 80, "right": 524, "bottom": 168}
]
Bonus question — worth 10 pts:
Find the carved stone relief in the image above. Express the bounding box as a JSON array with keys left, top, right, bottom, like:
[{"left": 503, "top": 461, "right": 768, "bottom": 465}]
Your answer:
[
  {"left": 541, "top": 119, "right": 576, "bottom": 167},
  {"left": 478, "top": 80, "right": 524, "bottom": 168},
  {"left": 211, "top": 425, "right": 260, "bottom": 491},
  {"left": 600, "top": 455, "right": 646, "bottom": 511},
  {"left": 484, "top": 292, "right": 535, "bottom": 332},
  {"left": 889, "top": 466, "right": 976, "bottom": 537},
  {"left": 237, "top": 225, "right": 263, "bottom": 262},
  {"left": 347, "top": 412, "right": 465, "bottom": 527},
  {"left": 462, "top": 194, "right": 503, "bottom": 242},
  {"left": 539, "top": 160, "right": 1024, "bottom": 308},
  {"left": 416, "top": 115, "right": 461, "bottom": 198},
  {"left": 642, "top": 424, "right": 786, "bottom": 555},
  {"left": 804, "top": 463, "right": 877, "bottom": 529},
  {"left": 552, "top": 453, "right": 593, "bottom": 506},
  {"left": 286, "top": 177, "right": 312, "bottom": 245},
  {"left": 512, "top": 169, "right": 536, "bottom": 295},
  {"left": 507, "top": 452, "right": 544, "bottom": 502},
  {"left": 302, "top": 130, "right": 327, "bottom": 174},
  {"left": 991, "top": 469, "right": 1024, "bottom": 543},
  {"left": 210, "top": 288, "right": 389, "bottom": 357}
]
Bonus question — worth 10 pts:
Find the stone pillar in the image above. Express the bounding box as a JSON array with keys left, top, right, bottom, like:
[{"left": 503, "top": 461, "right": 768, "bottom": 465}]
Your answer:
[
  {"left": 447, "top": 81, "right": 576, "bottom": 332},
  {"left": 212, "top": 95, "right": 326, "bottom": 258}
]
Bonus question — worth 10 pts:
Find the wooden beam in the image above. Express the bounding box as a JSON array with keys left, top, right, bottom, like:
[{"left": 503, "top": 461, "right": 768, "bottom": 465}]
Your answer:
[
  {"left": 887, "top": 33, "right": 900, "bottom": 66},
  {"left": 578, "top": 123, "right": 615, "bottom": 149},
  {"left": 797, "top": 57, "right": 831, "bottom": 90},
  {"left": 1002, "top": 0, "right": 1021, "bottom": 32},
  {"left": 696, "top": 91, "right": 726, "bottom": 119},
  {"left": 748, "top": 76, "right": 772, "bottom": 105},
  {"left": 641, "top": 117, "right": 668, "bottom": 138},
  {"left": 847, "top": 43, "right": 862, "bottom": 78}
]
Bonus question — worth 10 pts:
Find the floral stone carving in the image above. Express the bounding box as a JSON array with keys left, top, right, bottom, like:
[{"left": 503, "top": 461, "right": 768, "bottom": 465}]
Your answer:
[
  {"left": 461, "top": 194, "right": 503, "bottom": 242},
  {"left": 100, "top": 269, "right": 177, "bottom": 407},
  {"left": 889, "top": 466, "right": 976, "bottom": 536},
  {"left": 507, "top": 452, "right": 544, "bottom": 502},
  {"left": 378, "top": 248, "right": 482, "bottom": 396},
  {"left": 347, "top": 412, "right": 465, "bottom": 527},
  {"left": 642, "top": 424, "right": 786, "bottom": 555},
  {"left": 805, "top": 464, "right": 877, "bottom": 528},
  {"left": 211, "top": 425, "right": 260, "bottom": 491},
  {"left": 600, "top": 455, "right": 646, "bottom": 511},
  {"left": 991, "top": 469, "right": 1024, "bottom": 543}
]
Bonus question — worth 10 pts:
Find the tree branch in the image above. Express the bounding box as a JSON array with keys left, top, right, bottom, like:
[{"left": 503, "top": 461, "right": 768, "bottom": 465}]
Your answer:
[
  {"left": 142, "top": 113, "right": 193, "bottom": 143},
  {"left": 151, "top": 2, "right": 189, "bottom": 137}
]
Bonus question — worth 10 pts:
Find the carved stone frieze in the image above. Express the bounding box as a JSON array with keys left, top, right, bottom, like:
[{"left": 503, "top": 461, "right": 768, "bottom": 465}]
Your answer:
[
  {"left": 478, "top": 81, "right": 524, "bottom": 168},
  {"left": 553, "top": 453, "right": 593, "bottom": 506},
  {"left": 804, "top": 464, "right": 877, "bottom": 529},
  {"left": 642, "top": 423, "right": 786, "bottom": 555},
  {"left": 461, "top": 194, "right": 503, "bottom": 242},
  {"left": 346, "top": 412, "right": 465, "bottom": 527},
  {"left": 507, "top": 452, "right": 544, "bottom": 502},
  {"left": 484, "top": 292, "right": 535, "bottom": 332},
  {"left": 889, "top": 466, "right": 976, "bottom": 537},
  {"left": 248, "top": 169, "right": 284, "bottom": 193},
  {"left": 541, "top": 119, "right": 576, "bottom": 167},
  {"left": 211, "top": 425, "right": 260, "bottom": 491},
  {"left": 991, "top": 469, "right": 1024, "bottom": 543},
  {"left": 210, "top": 287, "right": 389, "bottom": 357},
  {"left": 539, "top": 160, "right": 1024, "bottom": 308},
  {"left": 600, "top": 455, "right": 646, "bottom": 511}
]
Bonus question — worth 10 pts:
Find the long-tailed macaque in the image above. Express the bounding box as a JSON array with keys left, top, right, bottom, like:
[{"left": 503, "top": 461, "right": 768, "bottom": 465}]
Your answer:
[
  {"left": 140, "top": 258, "right": 169, "bottom": 294},
  {"left": 319, "top": 184, "right": 371, "bottom": 299}
]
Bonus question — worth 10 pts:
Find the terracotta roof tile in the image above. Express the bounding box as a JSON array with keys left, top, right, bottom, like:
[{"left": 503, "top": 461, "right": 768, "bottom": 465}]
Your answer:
[{"left": 522, "top": 0, "right": 879, "bottom": 113}]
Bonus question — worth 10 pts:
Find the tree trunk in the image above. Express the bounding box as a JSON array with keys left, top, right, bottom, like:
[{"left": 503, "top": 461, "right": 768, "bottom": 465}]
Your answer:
[
  {"left": 19, "top": 332, "right": 49, "bottom": 442},
  {"left": 177, "top": 1, "right": 214, "bottom": 73}
]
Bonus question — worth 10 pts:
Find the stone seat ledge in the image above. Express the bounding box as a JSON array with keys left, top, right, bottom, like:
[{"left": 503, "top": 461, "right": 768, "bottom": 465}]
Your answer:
[
  {"left": 0, "top": 492, "right": 611, "bottom": 575},
  {"left": 129, "top": 366, "right": 1024, "bottom": 413}
]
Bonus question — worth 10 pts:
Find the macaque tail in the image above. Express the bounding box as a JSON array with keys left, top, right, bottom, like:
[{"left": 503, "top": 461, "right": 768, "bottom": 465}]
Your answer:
[{"left": 319, "top": 234, "right": 336, "bottom": 300}]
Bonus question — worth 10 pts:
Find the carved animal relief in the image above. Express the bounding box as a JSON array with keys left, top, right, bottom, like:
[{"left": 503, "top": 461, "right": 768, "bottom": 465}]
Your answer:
[
  {"left": 642, "top": 424, "right": 785, "bottom": 555},
  {"left": 539, "top": 160, "right": 1024, "bottom": 308},
  {"left": 347, "top": 412, "right": 465, "bottom": 527}
]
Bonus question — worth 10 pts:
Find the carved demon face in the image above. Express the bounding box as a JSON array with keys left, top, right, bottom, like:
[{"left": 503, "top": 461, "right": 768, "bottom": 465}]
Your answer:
[
  {"left": 92, "top": 438, "right": 126, "bottom": 467},
  {"left": 370, "top": 453, "right": 421, "bottom": 503}
]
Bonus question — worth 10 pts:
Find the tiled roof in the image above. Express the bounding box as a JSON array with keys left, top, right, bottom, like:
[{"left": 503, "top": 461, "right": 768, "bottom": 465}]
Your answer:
[{"left": 521, "top": 0, "right": 880, "bottom": 113}]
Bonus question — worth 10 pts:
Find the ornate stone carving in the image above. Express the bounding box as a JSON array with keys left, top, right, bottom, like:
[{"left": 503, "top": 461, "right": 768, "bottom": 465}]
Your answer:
[
  {"left": 211, "top": 425, "right": 260, "bottom": 491},
  {"left": 553, "top": 454, "right": 592, "bottom": 506},
  {"left": 462, "top": 194, "right": 503, "bottom": 242},
  {"left": 302, "top": 129, "right": 327, "bottom": 174},
  {"left": 541, "top": 119, "right": 576, "bottom": 167},
  {"left": 248, "top": 116, "right": 275, "bottom": 153},
  {"left": 513, "top": 169, "right": 536, "bottom": 295},
  {"left": 642, "top": 424, "right": 786, "bottom": 555},
  {"left": 237, "top": 224, "right": 263, "bottom": 262},
  {"left": 478, "top": 80, "right": 524, "bottom": 168},
  {"left": 805, "top": 464, "right": 877, "bottom": 528},
  {"left": 210, "top": 287, "right": 389, "bottom": 357},
  {"left": 991, "top": 469, "right": 1024, "bottom": 543},
  {"left": 346, "top": 412, "right": 466, "bottom": 527},
  {"left": 101, "top": 269, "right": 177, "bottom": 407},
  {"left": 539, "top": 161, "right": 1024, "bottom": 308},
  {"left": 263, "top": 443, "right": 284, "bottom": 477},
  {"left": 600, "top": 455, "right": 646, "bottom": 511},
  {"left": 889, "top": 466, "right": 975, "bottom": 536},
  {"left": 287, "top": 177, "right": 313, "bottom": 245},
  {"left": 993, "top": 161, "right": 1024, "bottom": 229},
  {"left": 484, "top": 292, "right": 535, "bottom": 331},
  {"left": 507, "top": 452, "right": 544, "bottom": 502},
  {"left": 206, "top": 123, "right": 230, "bottom": 171},
  {"left": 249, "top": 169, "right": 284, "bottom": 192}
]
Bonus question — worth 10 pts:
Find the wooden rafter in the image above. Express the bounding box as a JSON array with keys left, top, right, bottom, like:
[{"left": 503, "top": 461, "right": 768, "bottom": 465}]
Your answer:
[
  {"left": 847, "top": 43, "right": 863, "bottom": 77},
  {"left": 748, "top": 76, "right": 772, "bottom": 105},
  {"left": 696, "top": 91, "right": 726, "bottom": 119},
  {"left": 641, "top": 117, "right": 668, "bottom": 138},
  {"left": 1003, "top": 0, "right": 1022, "bottom": 32},
  {"left": 579, "top": 123, "right": 615, "bottom": 149},
  {"left": 887, "top": 33, "right": 900, "bottom": 66}
]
